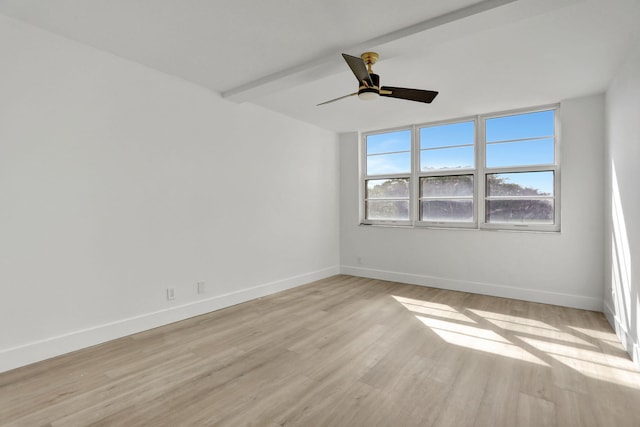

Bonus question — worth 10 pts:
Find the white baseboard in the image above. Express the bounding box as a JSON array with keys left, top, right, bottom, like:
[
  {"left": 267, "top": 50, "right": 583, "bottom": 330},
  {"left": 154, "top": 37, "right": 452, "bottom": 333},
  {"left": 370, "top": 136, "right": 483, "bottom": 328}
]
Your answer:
[
  {"left": 0, "top": 266, "right": 339, "bottom": 374},
  {"left": 603, "top": 301, "right": 640, "bottom": 370},
  {"left": 340, "top": 265, "right": 603, "bottom": 311}
]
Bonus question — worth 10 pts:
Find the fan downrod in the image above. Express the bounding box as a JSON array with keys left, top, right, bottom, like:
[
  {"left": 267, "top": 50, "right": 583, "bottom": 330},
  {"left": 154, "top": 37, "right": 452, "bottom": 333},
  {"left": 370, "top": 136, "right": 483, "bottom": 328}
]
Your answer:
[{"left": 360, "top": 52, "right": 379, "bottom": 73}]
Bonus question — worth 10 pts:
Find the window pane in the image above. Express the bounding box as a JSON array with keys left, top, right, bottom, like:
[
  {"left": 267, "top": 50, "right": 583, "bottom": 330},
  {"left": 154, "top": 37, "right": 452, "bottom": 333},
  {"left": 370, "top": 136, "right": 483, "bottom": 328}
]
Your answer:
[
  {"left": 486, "top": 110, "right": 554, "bottom": 142},
  {"left": 486, "top": 138, "right": 554, "bottom": 168},
  {"left": 420, "top": 121, "right": 474, "bottom": 149},
  {"left": 486, "top": 199, "right": 554, "bottom": 224},
  {"left": 366, "top": 179, "right": 410, "bottom": 198},
  {"left": 487, "top": 172, "right": 553, "bottom": 197},
  {"left": 366, "top": 200, "right": 410, "bottom": 220},
  {"left": 367, "top": 152, "right": 411, "bottom": 175},
  {"left": 366, "top": 129, "right": 411, "bottom": 155},
  {"left": 421, "top": 200, "right": 473, "bottom": 222},
  {"left": 421, "top": 175, "right": 473, "bottom": 197},
  {"left": 421, "top": 146, "right": 474, "bottom": 171}
]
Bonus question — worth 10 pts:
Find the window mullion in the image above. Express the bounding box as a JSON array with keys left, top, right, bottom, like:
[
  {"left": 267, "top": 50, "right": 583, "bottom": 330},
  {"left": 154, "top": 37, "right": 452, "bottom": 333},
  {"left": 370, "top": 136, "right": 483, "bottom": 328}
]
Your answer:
[
  {"left": 477, "top": 116, "right": 486, "bottom": 227},
  {"left": 554, "top": 110, "right": 561, "bottom": 228},
  {"left": 411, "top": 124, "right": 419, "bottom": 225}
]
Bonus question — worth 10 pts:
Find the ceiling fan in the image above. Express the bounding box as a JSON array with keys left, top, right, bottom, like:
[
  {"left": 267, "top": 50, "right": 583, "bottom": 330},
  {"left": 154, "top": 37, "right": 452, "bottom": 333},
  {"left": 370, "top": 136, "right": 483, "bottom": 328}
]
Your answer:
[{"left": 318, "top": 52, "right": 438, "bottom": 106}]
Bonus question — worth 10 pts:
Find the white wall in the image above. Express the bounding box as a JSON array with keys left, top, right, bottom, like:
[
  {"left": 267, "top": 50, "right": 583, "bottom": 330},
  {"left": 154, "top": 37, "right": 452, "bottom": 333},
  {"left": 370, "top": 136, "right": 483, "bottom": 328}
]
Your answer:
[
  {"left": 0, "top": 15, "right": 339, "bottom": 373},
  {"left": 341, "top": 94, "right": 605, "bottom": 311},
  {"left": 604, "top": 43, "right": 640, "bottom": 368}
]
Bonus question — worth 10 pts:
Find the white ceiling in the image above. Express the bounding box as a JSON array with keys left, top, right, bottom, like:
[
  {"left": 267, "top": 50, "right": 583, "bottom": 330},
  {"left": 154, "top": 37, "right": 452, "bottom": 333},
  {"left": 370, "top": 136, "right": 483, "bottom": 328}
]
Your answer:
[{"left": 1, "top": 0, "right": 639, "bottom": 132}]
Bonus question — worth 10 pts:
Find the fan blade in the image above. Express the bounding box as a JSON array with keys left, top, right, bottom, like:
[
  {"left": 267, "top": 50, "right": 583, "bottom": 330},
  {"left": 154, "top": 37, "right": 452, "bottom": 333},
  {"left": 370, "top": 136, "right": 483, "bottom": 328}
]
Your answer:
[
  {"left": 380, "top": 86, "right": 438, "bottom": 104},
  {"left": 317, "top": 92, "right": 358, "bottom": 106},
  {"left": 342, "top": 54, "right": 374, "bottom": 88}
]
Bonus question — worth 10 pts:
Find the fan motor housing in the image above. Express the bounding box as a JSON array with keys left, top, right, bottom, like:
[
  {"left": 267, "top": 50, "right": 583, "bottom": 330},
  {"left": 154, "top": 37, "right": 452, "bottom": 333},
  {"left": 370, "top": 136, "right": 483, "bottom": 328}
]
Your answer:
[
  {"left": 359, "top": 73, "right": 380, "bottom": 95},
  {"left": 359, "top": 73, "right": 380, "bottom": 100}
]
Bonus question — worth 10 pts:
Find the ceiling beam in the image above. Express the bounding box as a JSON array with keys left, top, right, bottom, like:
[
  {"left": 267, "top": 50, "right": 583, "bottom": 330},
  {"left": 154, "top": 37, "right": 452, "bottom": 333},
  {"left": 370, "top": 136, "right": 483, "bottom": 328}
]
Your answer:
[{"left": 222, "top": 0, "right": 519, "bottom": 103}]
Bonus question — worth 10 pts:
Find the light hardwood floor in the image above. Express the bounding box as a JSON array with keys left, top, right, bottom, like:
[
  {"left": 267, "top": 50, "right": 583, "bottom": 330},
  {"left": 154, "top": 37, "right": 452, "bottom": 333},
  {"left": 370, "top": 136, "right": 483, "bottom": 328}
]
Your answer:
[{"left": 1, "top": 275, "right": 639, "bottom": 426}]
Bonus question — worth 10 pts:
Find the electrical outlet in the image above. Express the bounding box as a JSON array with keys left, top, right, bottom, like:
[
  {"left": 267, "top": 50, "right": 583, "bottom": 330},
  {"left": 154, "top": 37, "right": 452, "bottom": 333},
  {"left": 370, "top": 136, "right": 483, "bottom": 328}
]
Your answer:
[
  {"left": 166, "top": 288, "right": 175, "bottom": 300},
  {"left": 197, "top": 281, "right": 205, "bottom": 294},
  {"left": 357, "top": 256, "right": 363, "bottom": 265}
]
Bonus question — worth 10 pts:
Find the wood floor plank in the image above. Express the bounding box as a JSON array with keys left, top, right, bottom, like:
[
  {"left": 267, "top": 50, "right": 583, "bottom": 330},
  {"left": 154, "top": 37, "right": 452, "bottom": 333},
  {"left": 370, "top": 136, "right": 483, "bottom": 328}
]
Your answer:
[
  {"left": 1, "top": 275, "right": 640, "bottom": 426},
  {"left": 473, "top": 357, "right": 524, "bottom": 427},
  {"left": 516, "top": 392, "right": 556, "bottom": 427}
]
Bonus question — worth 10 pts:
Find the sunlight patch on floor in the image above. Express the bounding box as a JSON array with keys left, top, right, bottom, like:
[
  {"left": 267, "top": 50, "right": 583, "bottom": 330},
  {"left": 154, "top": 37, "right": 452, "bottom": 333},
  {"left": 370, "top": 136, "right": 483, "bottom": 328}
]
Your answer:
[
  {"left": 415, "top": 315, "right": 548, "bottom": 366},
  {"left": 392, "top": 296, "right": 461, "bottom": 313},
  {"left": 549, "top": 353, "right": 640, "bottom": 390},
  {"left": 566, "top": 325, "right": 620, "bottom": 344},
  {"left": 398, "top": 301, "right": 477, "bottom": 323},
  {"left": 486, "top": 318, "right": 596, "bottom": 347},
  {"left": 392, "top": 292, "right": 640, "bottom": 391},
  {"left": 467, "top": 308, "right": 560, "bottom": 331},
  {"left": 519, "top": 336, "right": 638, "bottom": 372}
]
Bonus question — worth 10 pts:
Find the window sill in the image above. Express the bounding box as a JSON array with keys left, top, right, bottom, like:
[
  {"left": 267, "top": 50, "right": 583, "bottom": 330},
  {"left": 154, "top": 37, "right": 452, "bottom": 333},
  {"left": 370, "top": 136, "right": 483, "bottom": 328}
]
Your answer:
[{"left": 359, "top": 222, "right": 561, "bottom": 233}]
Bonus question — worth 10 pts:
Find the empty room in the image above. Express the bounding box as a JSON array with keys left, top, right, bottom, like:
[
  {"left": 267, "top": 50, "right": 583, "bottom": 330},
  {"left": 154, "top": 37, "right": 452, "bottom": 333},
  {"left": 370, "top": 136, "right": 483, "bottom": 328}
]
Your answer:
[{"left": 1, "top": 0, "right": 639, "bottom": 426}]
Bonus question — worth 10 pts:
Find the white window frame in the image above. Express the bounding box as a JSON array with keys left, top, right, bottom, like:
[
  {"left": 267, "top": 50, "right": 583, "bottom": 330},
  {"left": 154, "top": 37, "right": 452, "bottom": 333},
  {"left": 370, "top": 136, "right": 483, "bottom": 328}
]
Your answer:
[
  {"left": 415, "top": 116, "right": 478, "bottom": 229},
  {"left": 359, "top": 104, "right": 561, "bottom": 232},
  {"left": 361, "top": 126, "right": 413, "bottom": 226},
  {"left": 479, "top": 105, "right": 560, "bottom": 232}
]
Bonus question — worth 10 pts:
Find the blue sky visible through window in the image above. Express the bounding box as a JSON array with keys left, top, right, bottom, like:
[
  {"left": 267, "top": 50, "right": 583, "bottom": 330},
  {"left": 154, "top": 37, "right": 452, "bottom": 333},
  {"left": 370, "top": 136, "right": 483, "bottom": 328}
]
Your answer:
[
  {"left": 421, "top": 121, "right": 475, "bottom": 170},
  {"left": 366, "top": 129, "right": 411, "bottom": 174},
  {"left": 421, "top": 121, "right": 474, "bottom": 148},
  {"left": 366, "top": 129, "right": 411, "bottom": 154},
  {"left": 366, "top": 110, "right": 555, "bottom": 193},
  {"left": 486, "top": 110, "right": 554, "bottom": 195},
  {"left": 486, "top": 110, "right": 554, "bottom": 142}
]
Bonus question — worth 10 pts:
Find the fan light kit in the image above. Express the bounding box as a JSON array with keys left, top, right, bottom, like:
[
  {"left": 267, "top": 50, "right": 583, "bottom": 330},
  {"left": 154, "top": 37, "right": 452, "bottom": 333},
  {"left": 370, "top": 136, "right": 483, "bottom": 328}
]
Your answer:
[{"left": 318, "top": 52, "right": 438, "bottom": 106}]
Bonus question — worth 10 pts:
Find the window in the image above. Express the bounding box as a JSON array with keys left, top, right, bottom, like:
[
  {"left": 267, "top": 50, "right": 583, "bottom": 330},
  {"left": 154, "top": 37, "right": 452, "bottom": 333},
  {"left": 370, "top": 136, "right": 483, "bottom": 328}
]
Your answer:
[
  {"left": 482, "top": 109, "right": 558, "bottom": 230},
  {"left": 418, "top": 120, "right": 476, "bottom": 226},
  {"left": 361, "top": 105, "right": 559, "bottom": 231},
  {"left": 363, "top": 128, "right": 411, "bottom": 223}
]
